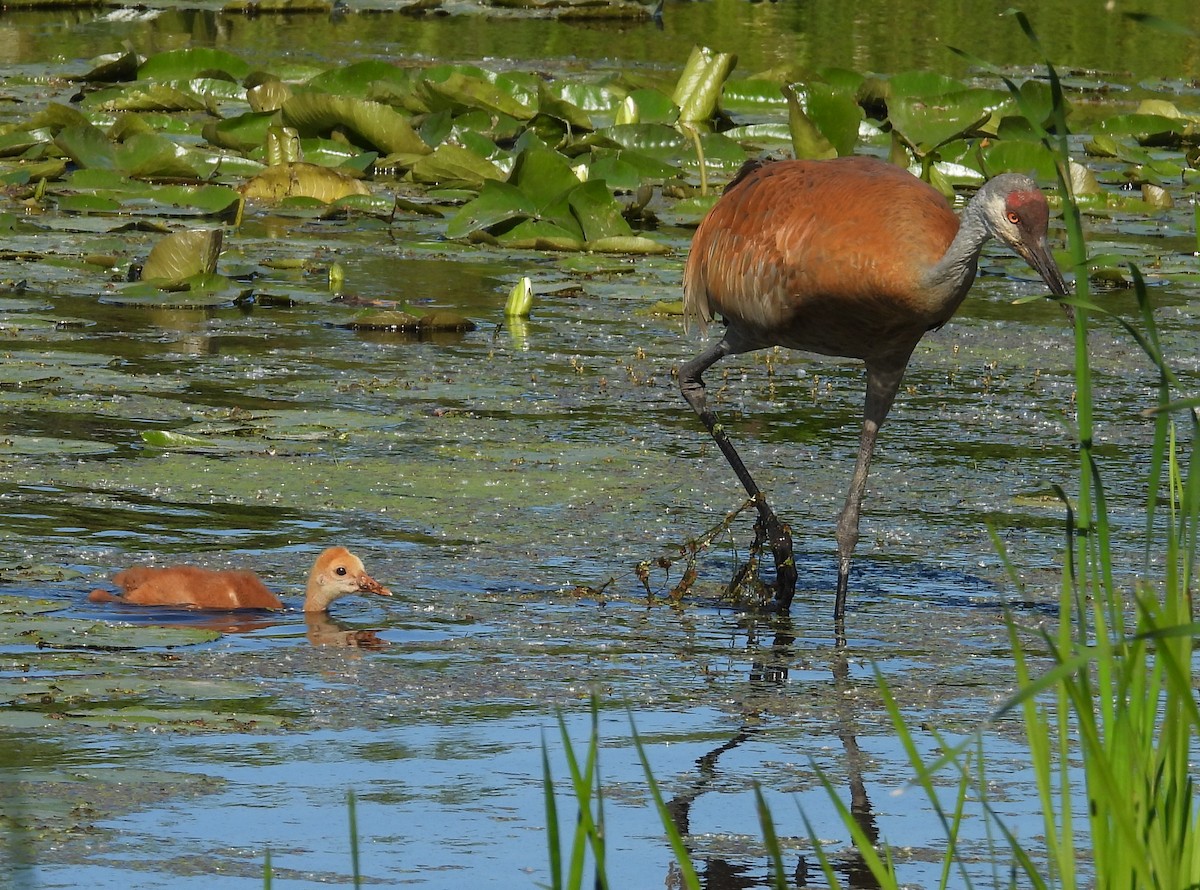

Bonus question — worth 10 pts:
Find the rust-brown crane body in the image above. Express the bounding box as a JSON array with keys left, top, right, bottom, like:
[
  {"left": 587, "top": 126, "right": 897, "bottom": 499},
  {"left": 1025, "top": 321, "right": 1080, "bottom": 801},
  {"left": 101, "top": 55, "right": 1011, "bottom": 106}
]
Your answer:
[
  {"left": 686, "top": 157, "right": 965, "bottom": 363},
  {"left": 679, "top": 155, "right": 1068, "bottom": 624}
]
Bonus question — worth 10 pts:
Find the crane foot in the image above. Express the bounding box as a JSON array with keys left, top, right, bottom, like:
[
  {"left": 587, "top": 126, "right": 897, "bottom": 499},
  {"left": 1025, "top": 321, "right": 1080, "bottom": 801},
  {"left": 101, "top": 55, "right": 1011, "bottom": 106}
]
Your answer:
[{"left": 753, "top": 510, "right": 796, "bottom": 614}]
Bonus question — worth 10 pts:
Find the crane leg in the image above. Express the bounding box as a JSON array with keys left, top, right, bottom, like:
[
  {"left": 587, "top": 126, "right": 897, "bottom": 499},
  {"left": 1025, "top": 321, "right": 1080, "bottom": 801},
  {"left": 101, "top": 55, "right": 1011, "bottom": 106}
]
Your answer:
[
  {"left": 679, "top": 339, "right": 798, "bottom": 612},
  {"left": 834, "top": 365, "right": 904, "bottom": 624}
]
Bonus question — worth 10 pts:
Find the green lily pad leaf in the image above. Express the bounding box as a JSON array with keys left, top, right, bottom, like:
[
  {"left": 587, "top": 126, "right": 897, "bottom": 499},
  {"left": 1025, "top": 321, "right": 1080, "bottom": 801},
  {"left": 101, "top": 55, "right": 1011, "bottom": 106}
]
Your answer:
[
  {"left": 83, "top": 82, "right": 211, "bottom": 114},
  {"left": 446, "top": 180, "right": 538, "bottom": 238},
  {"left": 1006, "top": 78, "right": 1057, "bottom": 130},
  {"left": 1084, "top": 133, "right": 1135, "bottom": 160},
  {"left": 57, "top": 194, "right": 122, "bottom": 213},
  {"left": 142, "top": 228, "right": 223, "bottom": 281},
  {"left": 281, "top": 137, "right": 366, "bottom": 169},
  {"left": 887, "top": 70, "right": 965, "bottom": 98},
  {"left": 241, "top": 161, "right": 370, "bottom": 203},
  {"left": 980, "top": 141, "right": 1059, "bottom": 180},
  {"left": 688, "top": 132, "right": 746, "bottom": 170},
  {"left": 723, "top": 122, "right": 792, "bottom": 143},
  {"left": 329, "top": 193, "right": 399, "bottom": 216},
  {"left": 1099, "top": 113, "right": 1184, "bottom": 147},
  {"left": 1137, "top": 98, "right": 1186, "bottom": 118},
  {"left": 568, "top": 179, "right": 632, "bottom": 242},
  {"left": 598, "top": 123, "right": 688, "bottom": 158},
  {"left": 513, "top": 147, "right": 583, "bottom": 204},
  {"left": 25, "top": 621, "right": 222, "bottom": 650},
  {"left": 640, "top": 298, "right": 684, "bottom": 315},
  {"left": 247, "top": 79, "right": 293, "bottom": 113},
  {"left": 108, "top": 112, "right": 157, "bottom": 143},
  {"left": 28, "top": 101, "right": 90, "bottom": 133},
  {"left": 76, "top": 49, "right": 141, "bottom": 83},
  {"left": 625, "top": 88, "right": 680, "bottom": 125},
  {"left": 497, "top": 218, "right": 585, "bottom": 250},
  {"left": 203, "top": 111, "right": 279, "bottom": 152},
  {"left": 54, "top": 123, "right": 119, "bottom": 170},
  {"left": 658, "top": 193, "right": 719, "bottom": 226},
  {"left": 888, "top": 89, "right": 992, "bottom": 152},
  {"left": 308, "top": 59, "right": 413, "bottom": 97},
  {"left": 585, "top": 235, "right": 669, "bottom": 255},
  {"left": 409, "top": 143, "right": 505, "bottom": 189},
  {"left": 535, "top": 82, "right": 593, "bottom": 130},
  {"left": 58, "top": 127, "right": 205, "bottom": 179},
  {"left": 0, "top": 436, "right": 116, "bottom": 457},
  {"left": 138, "top": 47, "right": 252, "bottom": 82},
  {"left": 720, "top": 78, "right": 786, "bottom": 113},
  {"left": 586, "top": 155, "right": 641, "bottom": 191},
  {"left": 418, "top": 71, "right": 534, "bottom": 120},
  {"left": 69, "top": 167, "right": 141, "bottom": 191},
  {"left": 110, "top": 273, "right": 249, "bottom": 307},
  {"left": 281, "top": 93, "right": 430, "bottom": 156},
  {"left": 144, "top": 184, "right": 243, "bottom": 215},
  {"left": 548, "top": 82, "right": 619, "bottom": 113},
  {"left": 120, "top": 132, "right": 206, "bottom": 179},
  {"left": 784, "top": 84, "right": 836, "bottom": 160},
  {"left": 605, "top": 149, "right": 679, "bottom": 182},
  {"left": 0, "top": 131, "right": 44, "bottom": 157},
  {"left": 805, "top": 82, "right": 862, "bottom": 157},
  {"left": 0, "top": 590, "right": 68, "bottom": 610},
  {"left": 341, "top": 309, "right": 476, "bottom": 331}
]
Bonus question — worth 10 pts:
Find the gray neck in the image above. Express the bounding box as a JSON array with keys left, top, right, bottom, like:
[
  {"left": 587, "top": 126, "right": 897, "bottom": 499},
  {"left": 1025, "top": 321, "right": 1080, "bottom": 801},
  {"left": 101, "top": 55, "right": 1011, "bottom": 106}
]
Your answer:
[{"left": 920, "top": 192, "right": 996, "bottom": 300}]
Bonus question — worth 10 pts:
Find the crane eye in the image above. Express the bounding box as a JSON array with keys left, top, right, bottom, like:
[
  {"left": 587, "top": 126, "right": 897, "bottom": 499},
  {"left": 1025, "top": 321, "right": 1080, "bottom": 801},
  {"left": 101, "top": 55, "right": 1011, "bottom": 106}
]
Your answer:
[
  {"left": 336, "top": 566, "right": 348, "bottom": 576},
  {"left": 1006, "top": 211, "right": 1021, "bottom": 225}
]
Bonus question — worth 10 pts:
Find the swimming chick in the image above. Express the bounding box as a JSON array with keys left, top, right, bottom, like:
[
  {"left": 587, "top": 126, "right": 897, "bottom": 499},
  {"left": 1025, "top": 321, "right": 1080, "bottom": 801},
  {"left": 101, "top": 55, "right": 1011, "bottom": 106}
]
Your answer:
[{"left": 87, "top": 546, "right": 391, "bottom": 613}]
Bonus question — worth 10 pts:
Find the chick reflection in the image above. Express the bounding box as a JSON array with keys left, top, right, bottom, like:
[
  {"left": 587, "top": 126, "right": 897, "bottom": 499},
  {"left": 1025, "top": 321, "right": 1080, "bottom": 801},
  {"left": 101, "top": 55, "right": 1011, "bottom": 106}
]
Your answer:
[{"left": 304, "top": 612, "right": 388, "bottom": 649}]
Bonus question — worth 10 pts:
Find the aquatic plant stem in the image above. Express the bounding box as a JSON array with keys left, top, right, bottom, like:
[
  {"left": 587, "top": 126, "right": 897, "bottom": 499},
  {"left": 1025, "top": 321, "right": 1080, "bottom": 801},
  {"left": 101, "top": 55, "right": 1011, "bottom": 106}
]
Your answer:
[{"left": 348, "top": 790, "right": 362, "bottom": 889}]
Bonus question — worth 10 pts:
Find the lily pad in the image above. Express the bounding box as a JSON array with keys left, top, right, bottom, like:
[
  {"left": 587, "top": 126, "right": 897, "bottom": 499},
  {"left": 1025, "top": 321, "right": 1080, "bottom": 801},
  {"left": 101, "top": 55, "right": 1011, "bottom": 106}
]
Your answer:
[
  {"left": 888, "top": 89, "right": 993, "bottom": 153},
  {"left": 141, "top": 228, "right": 223, "bottom": 282},
  {"left": 241, "top": 161, "right": 371, "bottom": 202},
  {"left": 0, "top": 436, "right": 116, "bottom": 457},
  {"left": 281, "top": 93, "right": 430, "bottom": 156},
  {"left": 338, "top": 309, "right": 476, "bottom": 331},
  {"left": 108, "top": 273, "right": 250, "bottom": 308},
  {"left": 4, "top": 618, "right": 221, "bottom": 650},
  {"left": 0, "top": 591, "right": 69, "bottom": 610},
  {"left": 137, "top": 47, "right": 253, "bottom": 82}
]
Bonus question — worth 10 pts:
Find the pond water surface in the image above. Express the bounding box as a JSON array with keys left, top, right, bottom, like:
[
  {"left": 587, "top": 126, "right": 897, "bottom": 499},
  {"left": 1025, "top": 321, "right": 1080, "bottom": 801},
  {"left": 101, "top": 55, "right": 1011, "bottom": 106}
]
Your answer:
[{"left": 2, "top": 1, "right": 1200, "bottom": 888}]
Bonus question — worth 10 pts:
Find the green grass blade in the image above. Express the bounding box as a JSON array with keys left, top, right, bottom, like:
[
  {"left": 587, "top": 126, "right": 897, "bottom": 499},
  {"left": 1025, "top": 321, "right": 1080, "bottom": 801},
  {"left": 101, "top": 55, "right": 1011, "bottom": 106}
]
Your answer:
[
  {"left": 541, "top": 735, "right": 564, "bottom": 890},
  {"left": 628, "top": 716, "right": 701, "bottom": 890},
  {"left": 809, "top": 765, "right": 898, "bottom": 888},
  {"left": 752, "top": 783, "right": 788, "bottom": 890},
  {"left": 556, "top": 708, "right": 605, "bottom": 889}
]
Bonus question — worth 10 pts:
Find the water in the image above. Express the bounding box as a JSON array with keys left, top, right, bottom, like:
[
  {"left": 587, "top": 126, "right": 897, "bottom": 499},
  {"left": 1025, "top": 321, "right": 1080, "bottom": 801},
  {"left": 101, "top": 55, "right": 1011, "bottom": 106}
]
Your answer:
[{"left": 2, "top": 0, "right": 1199, "bottom": 887}]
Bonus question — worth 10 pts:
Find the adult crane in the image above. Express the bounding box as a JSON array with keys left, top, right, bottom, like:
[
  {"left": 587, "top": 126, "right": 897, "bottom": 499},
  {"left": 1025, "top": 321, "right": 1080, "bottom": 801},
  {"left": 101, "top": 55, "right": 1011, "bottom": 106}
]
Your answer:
[{"left": 679, "top": 155, "right": 1069, "bottom": 623}]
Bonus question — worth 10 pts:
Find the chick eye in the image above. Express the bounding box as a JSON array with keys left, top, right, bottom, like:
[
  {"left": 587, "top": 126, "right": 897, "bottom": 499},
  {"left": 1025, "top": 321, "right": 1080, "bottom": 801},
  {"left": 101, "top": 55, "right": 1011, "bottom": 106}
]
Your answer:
[
  {"left": 1006, "top": 211, "right": 1021, "bottom": 225},
  {"left": 336, "top": 566, "right": 348, "bottom": 576}
]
